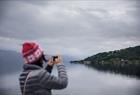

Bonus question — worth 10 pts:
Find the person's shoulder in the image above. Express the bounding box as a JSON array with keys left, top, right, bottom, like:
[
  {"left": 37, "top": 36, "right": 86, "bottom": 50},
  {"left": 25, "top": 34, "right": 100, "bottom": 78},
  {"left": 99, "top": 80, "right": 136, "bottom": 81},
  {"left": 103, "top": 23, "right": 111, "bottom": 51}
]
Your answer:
[
  {"left": 29, "top": 69, "right": 46, "bottom": 78},
  {"left": 19, "top": 70, "right": 28, "bottom": 77}
]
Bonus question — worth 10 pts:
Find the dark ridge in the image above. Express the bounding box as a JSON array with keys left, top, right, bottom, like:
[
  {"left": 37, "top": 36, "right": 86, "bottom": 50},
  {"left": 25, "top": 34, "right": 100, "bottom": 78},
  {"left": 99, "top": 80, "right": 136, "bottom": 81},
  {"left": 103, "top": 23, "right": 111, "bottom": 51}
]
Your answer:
[{"left": 71, "top": 45, "right": 140, "bottom": 78}]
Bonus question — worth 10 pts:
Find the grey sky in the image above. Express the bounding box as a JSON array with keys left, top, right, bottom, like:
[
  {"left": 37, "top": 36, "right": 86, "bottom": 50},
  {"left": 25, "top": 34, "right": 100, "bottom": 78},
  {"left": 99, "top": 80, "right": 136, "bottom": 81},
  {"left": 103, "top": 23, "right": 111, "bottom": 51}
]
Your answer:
[{"left": 0, "top": 0, "right": 140, "bottom": 58}]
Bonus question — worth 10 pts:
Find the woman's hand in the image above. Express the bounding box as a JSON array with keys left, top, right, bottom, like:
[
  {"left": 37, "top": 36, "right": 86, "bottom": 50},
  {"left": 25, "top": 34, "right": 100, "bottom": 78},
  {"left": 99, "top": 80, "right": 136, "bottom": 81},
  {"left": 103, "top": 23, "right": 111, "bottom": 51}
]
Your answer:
[
  {"left": 53, "top": 55, "right": 63, "bottom": 64},
  {"left": 48, "top": 57, "right": 54, "bottom": 66},
  {"left": 48, "top": 55, "right": 63, "bottom": 66}
]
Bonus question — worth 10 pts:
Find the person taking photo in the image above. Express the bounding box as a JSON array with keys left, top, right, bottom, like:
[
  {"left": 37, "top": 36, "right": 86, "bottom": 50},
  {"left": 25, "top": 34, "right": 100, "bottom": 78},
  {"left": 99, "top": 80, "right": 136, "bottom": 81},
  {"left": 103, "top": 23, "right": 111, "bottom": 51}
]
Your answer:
[{"left": 19, "top": 42, "right": 68, "bottom": 95}]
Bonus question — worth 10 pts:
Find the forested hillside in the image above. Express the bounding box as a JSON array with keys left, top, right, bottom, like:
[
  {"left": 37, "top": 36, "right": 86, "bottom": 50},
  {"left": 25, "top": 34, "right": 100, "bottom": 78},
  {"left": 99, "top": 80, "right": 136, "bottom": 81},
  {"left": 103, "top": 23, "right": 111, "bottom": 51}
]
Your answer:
[{"left": 71, "top": 45, "right": 140, "bottom": 78}]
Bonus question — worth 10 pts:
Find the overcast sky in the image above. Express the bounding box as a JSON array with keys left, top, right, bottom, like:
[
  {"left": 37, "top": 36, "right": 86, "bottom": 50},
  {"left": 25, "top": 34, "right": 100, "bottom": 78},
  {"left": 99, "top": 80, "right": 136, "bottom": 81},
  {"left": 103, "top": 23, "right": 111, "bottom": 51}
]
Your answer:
[{"left": 0, "top": 0, "right": 140, "bottom": 58}]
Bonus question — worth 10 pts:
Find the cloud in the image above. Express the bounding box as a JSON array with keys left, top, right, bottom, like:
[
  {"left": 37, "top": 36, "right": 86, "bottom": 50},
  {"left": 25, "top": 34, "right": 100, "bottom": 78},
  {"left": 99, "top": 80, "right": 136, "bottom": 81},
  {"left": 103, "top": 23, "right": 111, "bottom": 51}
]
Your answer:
[
  {"left": 0, "top": 36, "right": 25, "bottom": 51},
  {"left": 0, "top": 0, "right": 140, "bottom": 58}
]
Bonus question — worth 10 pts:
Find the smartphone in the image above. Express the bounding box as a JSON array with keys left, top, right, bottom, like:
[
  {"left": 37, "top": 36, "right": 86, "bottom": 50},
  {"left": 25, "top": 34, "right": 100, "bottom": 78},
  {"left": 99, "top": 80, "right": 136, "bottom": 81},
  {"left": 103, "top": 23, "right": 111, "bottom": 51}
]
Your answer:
[{"left": 53, "top": 56, "right": 58, "bottom": 61}]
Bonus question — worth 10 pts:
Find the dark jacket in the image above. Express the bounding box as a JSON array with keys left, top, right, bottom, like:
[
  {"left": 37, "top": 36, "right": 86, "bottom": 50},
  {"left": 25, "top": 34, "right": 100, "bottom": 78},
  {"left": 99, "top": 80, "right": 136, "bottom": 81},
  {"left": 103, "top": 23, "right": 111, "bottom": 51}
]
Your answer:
[{"left": 19, "top": 64, "right": 68, "bottom": 95}]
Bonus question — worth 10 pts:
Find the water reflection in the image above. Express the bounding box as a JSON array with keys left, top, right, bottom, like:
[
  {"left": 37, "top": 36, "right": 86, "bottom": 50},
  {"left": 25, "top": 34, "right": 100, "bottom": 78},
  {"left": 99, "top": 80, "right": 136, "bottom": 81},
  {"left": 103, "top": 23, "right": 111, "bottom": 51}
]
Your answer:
[
  {"left": 54, "top": 64, "right": 140, "bottom": 95},
  {"left": 0, "top": 72, "right": 21, "bottom": 95},
  {"left": 0, "top": 63, "right": 140, "bottom": 95},
  {"left": 85, "top": 63, "right": 140, "bottom": 79}
]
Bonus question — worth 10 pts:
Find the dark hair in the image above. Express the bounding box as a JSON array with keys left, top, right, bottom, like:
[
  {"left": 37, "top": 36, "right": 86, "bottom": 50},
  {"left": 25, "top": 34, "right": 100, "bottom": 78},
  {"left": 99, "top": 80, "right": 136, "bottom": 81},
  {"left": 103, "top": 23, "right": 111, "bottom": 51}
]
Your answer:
[{"left": 31, "top": 54, "right": 47, "bottom": 67}]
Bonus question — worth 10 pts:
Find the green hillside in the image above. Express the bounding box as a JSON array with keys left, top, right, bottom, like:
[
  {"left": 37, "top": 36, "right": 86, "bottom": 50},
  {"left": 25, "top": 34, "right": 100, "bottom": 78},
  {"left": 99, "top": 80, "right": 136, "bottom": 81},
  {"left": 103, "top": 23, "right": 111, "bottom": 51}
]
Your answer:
[
  {"left": 71, "top": 45, "right": 140, "bottom": 78},
  {"left": 85, "top": 46, "right": 140, "bottom": 63}
]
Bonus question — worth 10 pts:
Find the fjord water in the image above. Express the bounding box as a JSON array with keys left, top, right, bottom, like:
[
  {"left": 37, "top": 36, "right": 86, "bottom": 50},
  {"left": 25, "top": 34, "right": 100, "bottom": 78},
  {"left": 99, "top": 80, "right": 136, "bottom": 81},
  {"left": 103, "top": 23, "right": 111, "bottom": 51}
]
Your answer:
[
  {"left": 53, "top": 63, "right": 140, "bottom": 95},
  {"left": 1, "top": 63, "right": 140, "bottom": 95}
]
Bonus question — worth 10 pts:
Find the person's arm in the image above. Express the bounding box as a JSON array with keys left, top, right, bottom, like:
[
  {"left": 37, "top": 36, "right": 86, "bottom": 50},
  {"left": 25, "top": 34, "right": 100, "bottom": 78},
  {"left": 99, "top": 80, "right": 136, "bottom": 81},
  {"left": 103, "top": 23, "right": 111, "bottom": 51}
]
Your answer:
[
  {"left": 45, "top": 64, "right": 53, "bottom": 73},
  {"left": 45, "top": 58, "right": 54, "bottom": 73},
  {"left": 39, "top": 56, "right": 68, "bottom": 89}
]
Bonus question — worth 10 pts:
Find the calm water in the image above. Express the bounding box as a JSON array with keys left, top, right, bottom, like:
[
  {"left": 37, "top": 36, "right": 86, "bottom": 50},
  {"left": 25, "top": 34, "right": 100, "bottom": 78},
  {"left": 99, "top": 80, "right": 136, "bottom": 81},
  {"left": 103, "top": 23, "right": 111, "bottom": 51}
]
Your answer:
[{"left": 0, "top": 63, "right": 140, "bottom": 95}]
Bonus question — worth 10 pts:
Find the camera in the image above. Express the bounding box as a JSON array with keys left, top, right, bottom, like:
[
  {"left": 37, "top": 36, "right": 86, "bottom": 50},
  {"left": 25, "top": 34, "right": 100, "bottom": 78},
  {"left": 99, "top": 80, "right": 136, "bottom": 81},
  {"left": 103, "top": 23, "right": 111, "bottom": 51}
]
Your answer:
[{"left": 52, "top": 56, "right": 58, "bottom": 61}]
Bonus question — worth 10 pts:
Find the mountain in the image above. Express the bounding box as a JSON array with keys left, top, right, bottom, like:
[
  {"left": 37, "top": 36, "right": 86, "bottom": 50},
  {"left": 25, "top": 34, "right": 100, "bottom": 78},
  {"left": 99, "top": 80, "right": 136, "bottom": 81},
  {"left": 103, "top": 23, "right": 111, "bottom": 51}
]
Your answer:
[{"left": 71, "top": 45, "right": 140, "bottom": 78}]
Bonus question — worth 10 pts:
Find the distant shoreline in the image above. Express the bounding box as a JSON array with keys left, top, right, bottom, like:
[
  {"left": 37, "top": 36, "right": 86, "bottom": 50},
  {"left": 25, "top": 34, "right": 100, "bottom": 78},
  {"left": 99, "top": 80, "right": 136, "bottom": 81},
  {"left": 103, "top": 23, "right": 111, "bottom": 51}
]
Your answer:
[{"left": 70, "top": 45, "right": 140, "bottom": 78}]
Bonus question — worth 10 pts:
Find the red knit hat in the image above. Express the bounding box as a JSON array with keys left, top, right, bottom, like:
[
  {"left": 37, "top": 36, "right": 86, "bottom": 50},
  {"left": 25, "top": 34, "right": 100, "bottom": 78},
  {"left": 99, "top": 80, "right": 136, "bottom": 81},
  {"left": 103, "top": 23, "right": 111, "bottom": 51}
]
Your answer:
[{"left": 22, "top": 42, "right": 43, "bottom": 64}]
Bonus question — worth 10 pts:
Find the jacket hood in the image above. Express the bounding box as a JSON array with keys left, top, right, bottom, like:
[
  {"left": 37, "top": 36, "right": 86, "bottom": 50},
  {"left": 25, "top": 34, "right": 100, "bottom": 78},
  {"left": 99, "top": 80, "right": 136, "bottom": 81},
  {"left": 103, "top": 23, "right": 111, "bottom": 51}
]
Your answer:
[{"left": 23, "top": 63, "right": 42, "bottom": 71}]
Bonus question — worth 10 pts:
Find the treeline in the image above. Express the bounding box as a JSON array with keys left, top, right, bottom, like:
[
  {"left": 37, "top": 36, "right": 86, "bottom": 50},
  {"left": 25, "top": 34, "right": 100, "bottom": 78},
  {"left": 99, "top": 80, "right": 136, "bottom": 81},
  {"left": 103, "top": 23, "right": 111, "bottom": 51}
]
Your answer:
[
  {"left": 84, "top": 46, "right": 140, "bottom": 62},
  {"left": 71, "top": 45, "right": 140, "bottom": 78}
]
